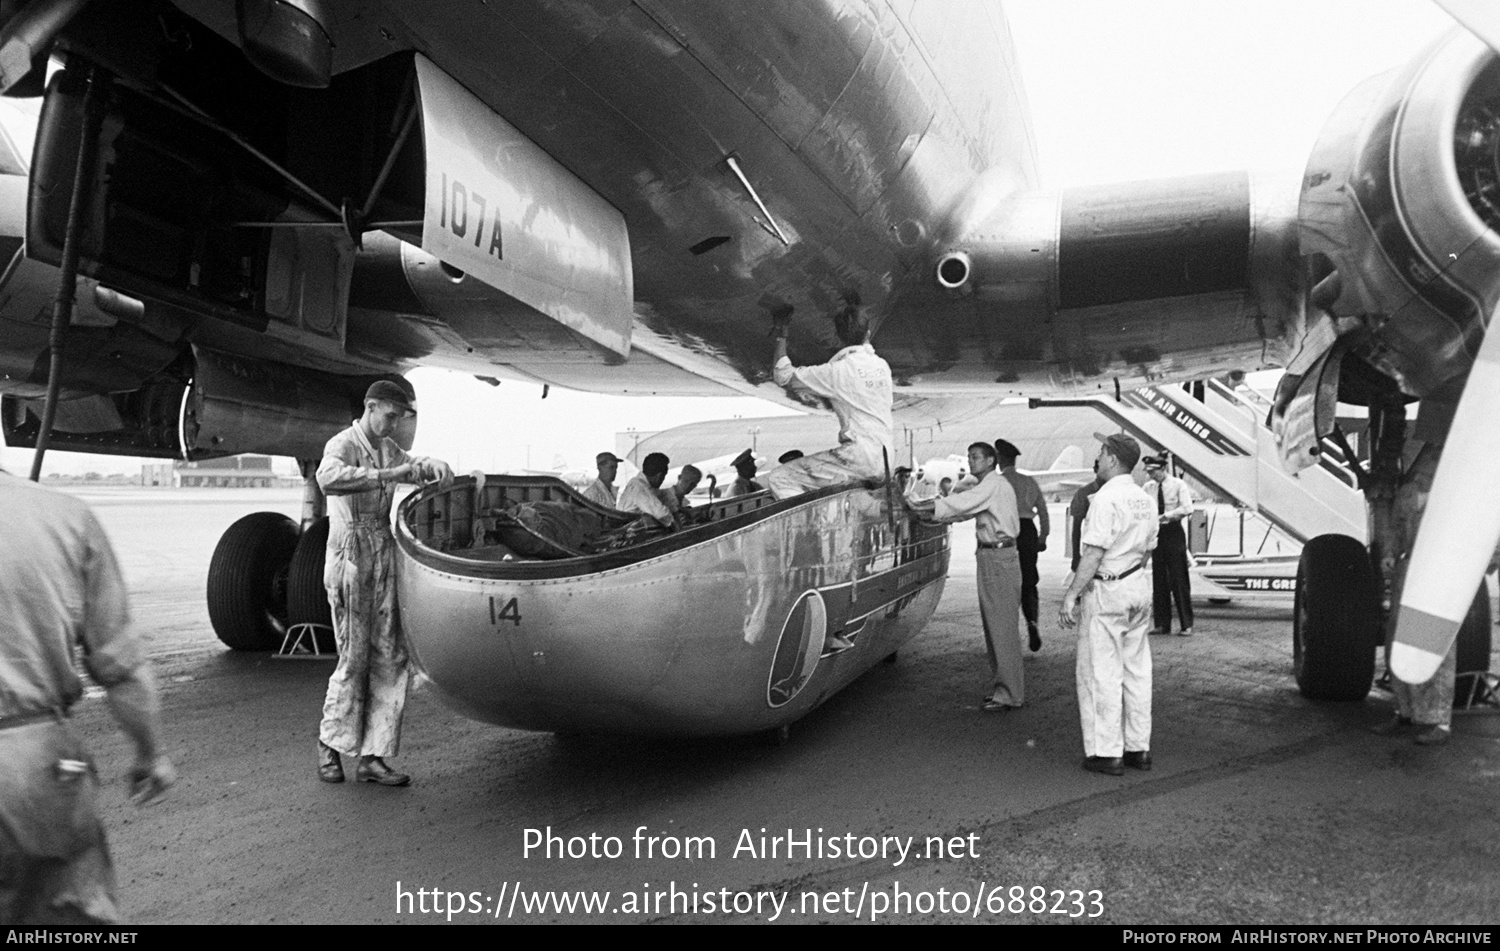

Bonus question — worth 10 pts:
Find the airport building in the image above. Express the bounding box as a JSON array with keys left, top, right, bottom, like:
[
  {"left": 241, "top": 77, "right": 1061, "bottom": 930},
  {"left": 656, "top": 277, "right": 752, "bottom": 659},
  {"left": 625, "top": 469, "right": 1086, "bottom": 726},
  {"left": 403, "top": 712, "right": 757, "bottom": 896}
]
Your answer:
[{"left": 143, "top": 455, "right": 298, "bottom": 488}]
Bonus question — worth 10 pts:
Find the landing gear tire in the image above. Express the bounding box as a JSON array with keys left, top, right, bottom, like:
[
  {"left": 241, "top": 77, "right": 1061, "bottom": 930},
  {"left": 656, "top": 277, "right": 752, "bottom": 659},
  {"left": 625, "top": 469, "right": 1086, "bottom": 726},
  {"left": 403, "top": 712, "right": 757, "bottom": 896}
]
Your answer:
[
  {"left": 287, "top": 516, "right": 336, "bottom": 653},
  {"left": 1294, "top": 534, "right": 1380, "bottom": 701},
  {"left": 207, "top": 512, "right": 299, "bottom": 651},
  {"left": 1455, "top": 585, "right": 1493, "bottom": 706}
]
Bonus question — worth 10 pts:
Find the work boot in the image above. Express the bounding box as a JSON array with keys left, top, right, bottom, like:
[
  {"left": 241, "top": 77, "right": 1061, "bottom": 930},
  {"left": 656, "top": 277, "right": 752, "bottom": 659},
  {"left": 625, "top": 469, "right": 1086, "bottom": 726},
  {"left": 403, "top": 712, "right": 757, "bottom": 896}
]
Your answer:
[
  {"left": 1027, "top": 623, "right": 1042, "bottom": 653},
  {"left": 1083, "top": 756, "right": 1124, "bottom": 776},
  {"left": 356, "top": 756, "right": 411, "bottom": 786},
  {"left": 317, "top": 742, "right": 344, "bottom": 783},
  {"left": 1123, "top": 750, "right": 1152, "bottom": 771}
]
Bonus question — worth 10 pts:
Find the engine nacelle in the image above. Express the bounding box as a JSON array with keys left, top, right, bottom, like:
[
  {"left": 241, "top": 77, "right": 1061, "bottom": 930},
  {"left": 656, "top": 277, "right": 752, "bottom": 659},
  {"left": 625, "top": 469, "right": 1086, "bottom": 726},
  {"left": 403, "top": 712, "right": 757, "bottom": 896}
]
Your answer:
[
  {"left": 933, "top": 173, "right": 1297, "bottom": 310},
  {"left": 183, "top": 347, "right": 409, "bottom": 460},
  {"left": 930, "top": 171, "right": 1304, "bottom": 378},
  {"left": 1299, "top": 27, "right": 1500, "bottom": 398}
]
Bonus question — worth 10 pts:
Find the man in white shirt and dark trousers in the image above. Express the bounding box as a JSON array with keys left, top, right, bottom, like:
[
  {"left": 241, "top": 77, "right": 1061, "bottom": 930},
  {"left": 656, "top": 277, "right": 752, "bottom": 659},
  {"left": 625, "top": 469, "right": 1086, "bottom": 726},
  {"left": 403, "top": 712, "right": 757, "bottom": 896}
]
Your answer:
[
  {"left": 909, "top": 442, "right": 1025, "bottom": 712},
  {"left": 1060, "top": 433, "right": 1158, "bottom": 776},
  {"left": 1144, "top": 454, "right": 1194, "bottom": 636}
]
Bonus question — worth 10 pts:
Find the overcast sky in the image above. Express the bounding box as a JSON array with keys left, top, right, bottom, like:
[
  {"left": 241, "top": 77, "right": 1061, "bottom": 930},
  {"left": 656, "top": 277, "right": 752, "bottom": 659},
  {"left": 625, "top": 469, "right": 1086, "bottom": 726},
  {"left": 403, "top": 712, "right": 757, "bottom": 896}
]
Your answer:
[{"left": 1, "top": 1, "right": 1461, "bottom": 477}]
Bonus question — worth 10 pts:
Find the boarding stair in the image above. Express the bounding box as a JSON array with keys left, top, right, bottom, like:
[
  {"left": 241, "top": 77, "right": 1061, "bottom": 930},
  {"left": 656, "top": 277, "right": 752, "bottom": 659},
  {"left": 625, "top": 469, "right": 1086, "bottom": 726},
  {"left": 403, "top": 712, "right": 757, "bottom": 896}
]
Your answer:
[{"left": 1037, "top": 379, "right": 1366, "bottom": 545}]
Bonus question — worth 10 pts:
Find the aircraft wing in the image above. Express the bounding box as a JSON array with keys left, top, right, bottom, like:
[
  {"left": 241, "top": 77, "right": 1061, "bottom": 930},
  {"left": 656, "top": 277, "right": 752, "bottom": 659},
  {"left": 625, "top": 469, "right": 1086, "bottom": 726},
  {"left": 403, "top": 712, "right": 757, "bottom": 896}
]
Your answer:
[
  {"left": 4, "top": 0, "right": 1307, "bottom": 466},
  {"left": 3, "top": 0, "right": 1500, "bottom": 685}
]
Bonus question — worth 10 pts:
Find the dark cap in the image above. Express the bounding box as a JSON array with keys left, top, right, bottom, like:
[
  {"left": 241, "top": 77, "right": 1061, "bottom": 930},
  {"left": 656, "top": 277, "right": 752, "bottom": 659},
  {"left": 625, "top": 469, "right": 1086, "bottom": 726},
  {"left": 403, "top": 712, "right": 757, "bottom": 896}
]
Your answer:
[
  {"left": 732, "top": 448, "right": 757, "bottom": 470},
  {"left": 1142, "top": 454, "right": 1167, "bottom": 469},
  {"left": 596, "top": 451, "right": 622, "bottom": 465},
  {"left": 778, "top": 449, "right": 804, "bottom": 464},
  {"left": 365, "top": 380, "right": 415, "bottom": 415},
  {"left": 1093, "top": 431, "right": 1141, "bottom": 470},
  {"left": 993, "top": 438, "right": 1021, "bottom": 462}
]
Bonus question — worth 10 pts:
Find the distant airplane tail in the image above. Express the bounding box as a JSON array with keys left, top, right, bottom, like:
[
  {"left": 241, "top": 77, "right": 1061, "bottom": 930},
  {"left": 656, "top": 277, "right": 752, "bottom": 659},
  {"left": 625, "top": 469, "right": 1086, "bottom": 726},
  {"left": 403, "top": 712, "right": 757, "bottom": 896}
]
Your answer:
[{"left": 1048, "top": 446, "right": 1084, "bottom": 471}]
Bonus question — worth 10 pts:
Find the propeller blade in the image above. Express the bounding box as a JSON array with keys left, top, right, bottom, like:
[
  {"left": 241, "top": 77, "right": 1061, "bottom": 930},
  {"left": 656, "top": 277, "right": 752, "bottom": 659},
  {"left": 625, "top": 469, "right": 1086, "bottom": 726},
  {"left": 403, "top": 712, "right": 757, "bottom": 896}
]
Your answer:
[
  {"left": 1391, "top": 306, "right": 1500, "bottom": 682},
  {"left": 1435, "top": 0, "right": 1500, "bottom": 53}
]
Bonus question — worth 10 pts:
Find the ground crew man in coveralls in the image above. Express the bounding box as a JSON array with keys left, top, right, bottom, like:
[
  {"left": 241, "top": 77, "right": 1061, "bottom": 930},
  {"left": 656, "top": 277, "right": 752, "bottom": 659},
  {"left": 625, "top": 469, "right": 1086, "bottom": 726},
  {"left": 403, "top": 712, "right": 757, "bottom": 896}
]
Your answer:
[
  {"left": 316, "top": 380, "right": 452, "bottom": 787},
  {"left": 767, "top": 302, "right": 894, "bottom": 498},
  {"left": 0, "top": 468, "right": 176, "bottom": 923},
  {"left": 1059, "top": 433, "right": 1158, "bottom": 776}
]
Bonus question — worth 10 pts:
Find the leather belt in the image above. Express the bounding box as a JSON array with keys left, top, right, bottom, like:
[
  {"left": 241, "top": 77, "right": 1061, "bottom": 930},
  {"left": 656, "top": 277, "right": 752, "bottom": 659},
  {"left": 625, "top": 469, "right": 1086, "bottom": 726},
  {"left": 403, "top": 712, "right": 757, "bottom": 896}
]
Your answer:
[
  {"left": 0, "top": 708, "right": 65, "bottom": 731},
  {"left": 977, "top": 538, "right": 1016, "bottom": 550},
  {"left": 1095, "top": 563, "right": 1143, "bottom": 582}
]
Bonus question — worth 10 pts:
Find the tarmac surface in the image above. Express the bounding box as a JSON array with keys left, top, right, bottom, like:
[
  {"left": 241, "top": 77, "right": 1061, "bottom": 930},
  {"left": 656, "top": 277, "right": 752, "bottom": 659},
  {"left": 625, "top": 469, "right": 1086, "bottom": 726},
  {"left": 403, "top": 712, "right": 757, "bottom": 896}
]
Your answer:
[{"left": 56, "top": 486, "right": 1500, "bottom": 925}]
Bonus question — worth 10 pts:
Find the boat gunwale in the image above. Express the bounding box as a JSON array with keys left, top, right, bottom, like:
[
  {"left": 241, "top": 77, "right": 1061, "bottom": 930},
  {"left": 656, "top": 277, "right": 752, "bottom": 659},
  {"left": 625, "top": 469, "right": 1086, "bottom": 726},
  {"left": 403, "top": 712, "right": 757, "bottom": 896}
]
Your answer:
[{"left": 396, "top": 474, "right": 934, "bottom": 582}]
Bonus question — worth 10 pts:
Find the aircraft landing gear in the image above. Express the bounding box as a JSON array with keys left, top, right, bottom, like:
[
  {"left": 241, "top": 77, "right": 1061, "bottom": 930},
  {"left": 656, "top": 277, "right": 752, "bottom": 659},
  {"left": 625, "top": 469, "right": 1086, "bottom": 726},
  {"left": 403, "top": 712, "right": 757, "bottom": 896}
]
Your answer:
[
  {"left": 1293, "top": 534, "right": 1380, "bottom": 700},
  {"left": 286, "top": 515, "right": 335, "bottom": 653},
  {"left": 280, "top": 458, "right": 335, "bottom": 654},
  {"left": 1294, "top": 375, "right": 1496, "bottom": 702},
  {"left": 207, "top": 458, "right": 331, "bottom": 652},
  {"left": 207, "top": 511, "right": 299, "bottom": 650}
]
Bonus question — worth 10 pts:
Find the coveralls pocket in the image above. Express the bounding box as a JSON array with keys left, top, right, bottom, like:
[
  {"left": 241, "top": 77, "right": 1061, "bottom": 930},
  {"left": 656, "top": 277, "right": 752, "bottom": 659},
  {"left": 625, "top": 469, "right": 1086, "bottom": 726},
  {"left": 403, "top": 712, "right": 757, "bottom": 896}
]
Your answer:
[{"left": 0, "top": 723, "right": 105, "bottom": 859}]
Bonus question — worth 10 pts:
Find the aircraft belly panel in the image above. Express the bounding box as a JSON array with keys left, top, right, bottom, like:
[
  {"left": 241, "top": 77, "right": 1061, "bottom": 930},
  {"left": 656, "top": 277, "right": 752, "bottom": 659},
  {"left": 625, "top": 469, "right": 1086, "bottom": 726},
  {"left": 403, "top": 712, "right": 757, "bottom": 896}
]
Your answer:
[{"left": 384, "top": 1, "right": 1024, "bottom": 391}]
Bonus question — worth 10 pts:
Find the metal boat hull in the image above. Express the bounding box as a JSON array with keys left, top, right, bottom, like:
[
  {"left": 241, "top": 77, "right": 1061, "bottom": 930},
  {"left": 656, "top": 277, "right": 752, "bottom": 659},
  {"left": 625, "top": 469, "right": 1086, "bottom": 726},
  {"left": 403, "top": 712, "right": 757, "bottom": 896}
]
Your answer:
[{"left": 395, "top": 477, "right": 949, "bottom": 736}]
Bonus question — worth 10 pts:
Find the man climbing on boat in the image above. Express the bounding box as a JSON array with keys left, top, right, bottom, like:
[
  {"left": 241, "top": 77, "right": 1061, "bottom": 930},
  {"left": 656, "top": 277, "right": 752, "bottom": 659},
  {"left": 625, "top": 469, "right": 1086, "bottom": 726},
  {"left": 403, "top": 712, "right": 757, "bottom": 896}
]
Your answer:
[{"left": 767, "top": 300, "right": 895, "bottom": 499}]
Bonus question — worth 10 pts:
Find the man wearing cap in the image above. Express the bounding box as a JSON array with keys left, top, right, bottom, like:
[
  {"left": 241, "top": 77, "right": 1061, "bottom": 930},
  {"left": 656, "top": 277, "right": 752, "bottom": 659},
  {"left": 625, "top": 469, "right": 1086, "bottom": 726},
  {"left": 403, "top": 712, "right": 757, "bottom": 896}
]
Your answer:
[
  {"left": 583, "top": 452, "right": 621, "bottom": 508},
  {"left": 1144, "top": 454, "right": 1195, "bottom": 636},
  {"left": 617, "top": 452, "right": 676, "bottom": 528},
  {"left": 1059, "top": 433, "right": 1158, "bottom": 776},
  {"left": 767, "top": 302, "right": 894, "bottom": 498},
  {"left": 316, "top": 379, "right": 452, "bottom": 787},
  {"left": 729, "top": 449, "right": 764, "bottom": 497},
  {"left": 996, "top": 439, "right": 1050, "bottom": 653},
  {"left": 908, "top": 442, "right": 1025, "bottom": 711}
]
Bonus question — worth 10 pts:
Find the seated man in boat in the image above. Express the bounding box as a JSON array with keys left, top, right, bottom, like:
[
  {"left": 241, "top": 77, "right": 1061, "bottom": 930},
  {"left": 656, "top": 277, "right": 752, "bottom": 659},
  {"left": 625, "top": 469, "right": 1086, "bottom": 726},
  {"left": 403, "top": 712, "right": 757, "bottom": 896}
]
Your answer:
[
  {"left": 728, "top": 448, "right": 764, "bottom": 497},
  {"left": 767, "top": 301, "right": 894, "bottom": 499},
  {"left": 582, "top": 451, "right": 621, "bottom": 508},
  {"left": 616, "top": 452, "right": 677, "bottom": 528},
  {"left": 659, "top": 464, "right": 706, "bottom": 527}
]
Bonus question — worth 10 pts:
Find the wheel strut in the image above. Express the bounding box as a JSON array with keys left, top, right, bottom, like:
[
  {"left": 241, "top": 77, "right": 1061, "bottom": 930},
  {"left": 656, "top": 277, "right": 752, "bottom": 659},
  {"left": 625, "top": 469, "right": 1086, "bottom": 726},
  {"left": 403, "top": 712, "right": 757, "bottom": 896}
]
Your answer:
[{"left": 30, "top": 64, "right": 109, "bottom": 481}]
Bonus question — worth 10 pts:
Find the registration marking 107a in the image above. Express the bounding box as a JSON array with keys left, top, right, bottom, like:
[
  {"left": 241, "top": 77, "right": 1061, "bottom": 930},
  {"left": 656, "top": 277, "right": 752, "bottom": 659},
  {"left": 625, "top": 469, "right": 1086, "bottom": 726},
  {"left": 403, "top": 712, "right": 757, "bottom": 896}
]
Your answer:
[{"left": 439, "top": 171, "right": 504, "bottom": 258}]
